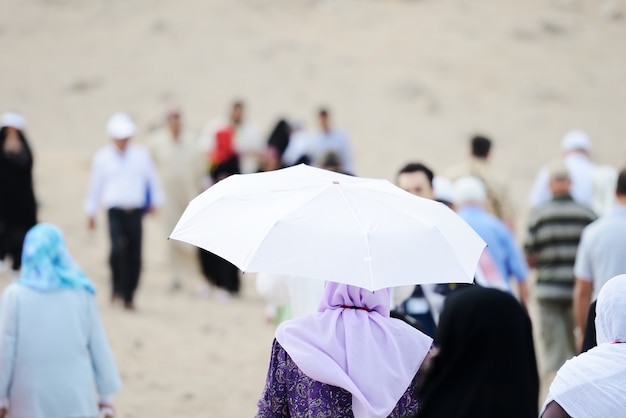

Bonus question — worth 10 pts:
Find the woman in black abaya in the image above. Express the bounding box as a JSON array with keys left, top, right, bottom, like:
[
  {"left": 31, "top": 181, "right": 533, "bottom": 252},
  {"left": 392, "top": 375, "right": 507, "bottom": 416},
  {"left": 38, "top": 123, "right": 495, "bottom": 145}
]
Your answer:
[
  {"left": 198, "top": 128, "right": 241, "bottom": 298},
  {"left": 415, "top": 287, "right": 539, "bottom": 418},
  {"left": 0, "top": 112, "right": 37, "bottom": 274}
]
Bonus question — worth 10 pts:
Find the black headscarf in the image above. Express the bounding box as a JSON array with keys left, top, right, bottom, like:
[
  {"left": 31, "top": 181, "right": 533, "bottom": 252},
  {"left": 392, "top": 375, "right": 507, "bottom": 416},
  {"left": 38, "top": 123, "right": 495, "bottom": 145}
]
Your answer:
[
  {"left": 0, "top": 126, "right": 37, "bottom": 228},
  {"left": 417, "top": 287, "right": 538, "bottom": 418},
  {"left": 266, "top": 119, "right": 291, "bottom": 157}
]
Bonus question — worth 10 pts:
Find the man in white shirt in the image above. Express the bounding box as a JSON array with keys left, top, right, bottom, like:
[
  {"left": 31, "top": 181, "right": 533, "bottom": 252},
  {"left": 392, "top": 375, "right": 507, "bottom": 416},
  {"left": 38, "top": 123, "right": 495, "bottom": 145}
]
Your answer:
[
  {"left": 311, "top": 108, "right": 355, "bottom": 175},
  {"left": 529, "top": 130, "right": 596, "bottom": 209},
  {"left": 84, "top": 113, "right": 164, "bottom": 310}
]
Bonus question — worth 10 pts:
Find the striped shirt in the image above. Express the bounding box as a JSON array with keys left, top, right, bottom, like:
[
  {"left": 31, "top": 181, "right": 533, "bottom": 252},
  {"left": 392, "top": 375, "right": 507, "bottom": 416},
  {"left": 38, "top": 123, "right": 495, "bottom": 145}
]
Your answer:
[{"left": 525, "top": 195, "right": 597, "bottom": 300}]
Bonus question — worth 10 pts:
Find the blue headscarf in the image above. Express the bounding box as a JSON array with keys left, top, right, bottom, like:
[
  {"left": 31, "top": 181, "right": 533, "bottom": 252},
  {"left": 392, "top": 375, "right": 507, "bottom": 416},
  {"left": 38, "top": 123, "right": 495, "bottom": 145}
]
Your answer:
[{"left": 18, "top": 223, "right": 95, "bottom": 294}]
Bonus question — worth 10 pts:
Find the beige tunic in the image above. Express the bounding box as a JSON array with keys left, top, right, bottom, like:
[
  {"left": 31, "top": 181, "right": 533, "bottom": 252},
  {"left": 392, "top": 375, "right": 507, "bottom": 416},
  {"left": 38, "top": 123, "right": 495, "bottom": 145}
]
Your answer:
[{"left": 146, "top": 128, "right": 204, "bottom": 278}]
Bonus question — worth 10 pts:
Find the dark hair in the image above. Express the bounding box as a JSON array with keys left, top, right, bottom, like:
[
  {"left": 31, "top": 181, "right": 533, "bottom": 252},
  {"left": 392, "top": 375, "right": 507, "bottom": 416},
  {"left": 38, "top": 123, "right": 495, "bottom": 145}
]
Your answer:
[
  {"left": 318, "top": 108, "right": 329, "bottom": 118},
  {"left": 266, "top": 119, "right": 291, "bottom": 156},
  {"left": 321, "top": 151, "right": 342, "bottom": 169},
  {"left": 232, "top": 100, "right": 244, "bottom": 109},
  {"left": 471, "top": 136, "right": 492, "bottom": 158},
  {"left": 617, "top": 168, "right": 626, "bottom": 196},
  {"left": 397, "top": 162, "right": 434, "bottom": 187}
]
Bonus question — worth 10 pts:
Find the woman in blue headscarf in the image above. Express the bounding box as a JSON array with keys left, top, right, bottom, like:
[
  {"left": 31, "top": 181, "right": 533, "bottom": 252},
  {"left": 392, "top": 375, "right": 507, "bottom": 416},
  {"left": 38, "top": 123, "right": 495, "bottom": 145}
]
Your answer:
[{"left": 0, "top": 223, "right": 122, "bottom": 418}]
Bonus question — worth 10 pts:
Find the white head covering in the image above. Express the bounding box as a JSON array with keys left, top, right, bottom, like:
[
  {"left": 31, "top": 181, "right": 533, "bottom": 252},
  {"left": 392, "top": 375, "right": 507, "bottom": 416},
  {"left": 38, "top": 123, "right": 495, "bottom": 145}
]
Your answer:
[
  {"left": 453, "top": 176, "right": 486, "bottom": 206},
  {"left": 106, "top": 113, "right": 136, "bottom": 140},
  {"left": 595, "top": 274, "right": 626, "bottom": 344},
  {"left": 433, "top": 176, "right": 455, "bottom": 204},
  {"left": 561, "top": 130, "right": 590, "bottom": 152},
  {"left": 1, "top": 111, "right": 26, "bottom": 131},
  {"left": 540, "top": 274, "right": 626, "bottom": 417}
]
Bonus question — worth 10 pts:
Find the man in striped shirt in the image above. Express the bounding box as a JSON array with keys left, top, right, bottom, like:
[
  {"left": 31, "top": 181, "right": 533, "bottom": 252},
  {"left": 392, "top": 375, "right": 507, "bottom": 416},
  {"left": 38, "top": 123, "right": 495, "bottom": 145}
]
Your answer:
[{"left": 524, "top": 162, "right": 596, "bottom": 380}]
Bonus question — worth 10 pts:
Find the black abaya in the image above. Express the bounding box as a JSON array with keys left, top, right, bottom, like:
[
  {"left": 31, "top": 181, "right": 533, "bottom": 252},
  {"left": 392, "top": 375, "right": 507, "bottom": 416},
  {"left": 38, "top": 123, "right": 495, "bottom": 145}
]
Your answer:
[
  {"left": 416, "top": 287, "right": 539, "bottom": 418},
  {"left": 0, "top": 127, "right": 37, "bottom": 270}
]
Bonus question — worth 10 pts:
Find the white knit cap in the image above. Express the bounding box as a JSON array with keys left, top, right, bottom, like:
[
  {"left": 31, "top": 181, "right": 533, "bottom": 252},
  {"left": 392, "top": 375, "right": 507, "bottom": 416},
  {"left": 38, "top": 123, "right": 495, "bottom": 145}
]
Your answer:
[
  {"left": 561, "top": 130, "right": 590, "bottom": 152},
  {"left": 433, "top": 176, "right": 455, "bottom": 204},
  {"left": 106, "top": 112, "right": 136, "bottom": 140},
  {"left": 453, "top": 176, "right": 487, "bottom": 206},
  {"left": 1, "top": 112, "right": 26, "bottom": 130}
]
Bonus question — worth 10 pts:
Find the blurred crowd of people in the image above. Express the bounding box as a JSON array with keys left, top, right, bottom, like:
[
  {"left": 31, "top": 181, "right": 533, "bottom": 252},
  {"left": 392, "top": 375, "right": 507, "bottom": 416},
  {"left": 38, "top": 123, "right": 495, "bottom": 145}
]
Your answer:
[{"left": 0, "top": 101, "right": 625, "bottom": 418}]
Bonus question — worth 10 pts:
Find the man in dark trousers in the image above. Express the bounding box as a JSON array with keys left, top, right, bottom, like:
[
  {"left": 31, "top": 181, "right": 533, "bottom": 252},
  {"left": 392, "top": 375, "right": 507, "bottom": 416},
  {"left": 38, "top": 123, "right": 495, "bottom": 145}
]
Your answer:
[
  {"left": 85, "top": 113, "right": 164, "bottom": 310},
  {"left": 525, "top": 162, "right": 596, "bottom": 382}
]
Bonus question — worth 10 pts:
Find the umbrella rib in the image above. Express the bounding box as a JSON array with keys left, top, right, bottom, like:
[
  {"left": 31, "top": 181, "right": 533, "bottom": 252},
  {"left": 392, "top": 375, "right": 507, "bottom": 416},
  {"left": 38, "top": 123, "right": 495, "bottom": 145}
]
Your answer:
[{"left": 333, "top": 183, "right": 375, "bottom": 291}]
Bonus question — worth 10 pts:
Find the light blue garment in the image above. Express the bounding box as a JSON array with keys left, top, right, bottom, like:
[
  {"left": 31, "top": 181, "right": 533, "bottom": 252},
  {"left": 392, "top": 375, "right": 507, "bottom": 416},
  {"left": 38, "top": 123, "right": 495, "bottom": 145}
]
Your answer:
[
  {"left": 0, "top": 283, "right": 122, "bottom": 418},
  {"left": 18, "top": 223, "right": 95, "bottom": 294},
  {"left": 458, "top": 206, "right": 529, "bottom": 289}
]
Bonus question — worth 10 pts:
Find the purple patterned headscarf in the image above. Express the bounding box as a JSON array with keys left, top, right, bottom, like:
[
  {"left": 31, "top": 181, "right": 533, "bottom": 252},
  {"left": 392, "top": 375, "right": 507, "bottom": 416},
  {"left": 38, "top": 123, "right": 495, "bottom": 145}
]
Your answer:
[{"left": 275, "top": 282, "right": 432, "bottom": 418}]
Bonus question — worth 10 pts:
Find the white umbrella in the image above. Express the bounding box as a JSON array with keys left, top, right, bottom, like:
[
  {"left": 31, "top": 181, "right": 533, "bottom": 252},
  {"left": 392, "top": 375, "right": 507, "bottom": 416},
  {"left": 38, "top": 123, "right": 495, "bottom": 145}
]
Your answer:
[{"left": 170, "top": 164, "right": 485, "bottom": 291}]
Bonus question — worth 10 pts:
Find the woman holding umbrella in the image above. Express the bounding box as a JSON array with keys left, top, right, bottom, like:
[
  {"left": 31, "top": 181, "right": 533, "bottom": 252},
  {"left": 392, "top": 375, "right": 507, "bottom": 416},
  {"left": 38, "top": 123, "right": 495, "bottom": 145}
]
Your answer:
[
  {"left": 255, "top": 281, "right": 433, "bottom": 418},
  {"left": 168, "top": 164, "right": 487, "bottom": 416}
]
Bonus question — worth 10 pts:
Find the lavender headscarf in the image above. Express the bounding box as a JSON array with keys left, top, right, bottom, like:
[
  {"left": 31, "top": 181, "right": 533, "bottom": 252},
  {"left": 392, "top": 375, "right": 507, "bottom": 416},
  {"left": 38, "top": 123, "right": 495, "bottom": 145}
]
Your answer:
[{"left": 275, "top": 282, "right": 433, "bottom": 418}]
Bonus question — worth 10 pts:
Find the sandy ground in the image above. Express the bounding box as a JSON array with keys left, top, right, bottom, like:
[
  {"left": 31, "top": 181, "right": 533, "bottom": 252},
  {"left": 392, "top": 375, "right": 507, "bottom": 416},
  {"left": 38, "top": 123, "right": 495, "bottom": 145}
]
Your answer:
[{"left": 1, "top": 0, "right": 626, "bottom": 416}]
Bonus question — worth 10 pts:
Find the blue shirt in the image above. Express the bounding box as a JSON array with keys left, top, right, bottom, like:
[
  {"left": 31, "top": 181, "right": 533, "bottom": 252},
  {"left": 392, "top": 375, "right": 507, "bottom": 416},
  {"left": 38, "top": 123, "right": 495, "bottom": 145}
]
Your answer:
[{"left": 459, "top": 206, "right": 528, "bottom": 284}]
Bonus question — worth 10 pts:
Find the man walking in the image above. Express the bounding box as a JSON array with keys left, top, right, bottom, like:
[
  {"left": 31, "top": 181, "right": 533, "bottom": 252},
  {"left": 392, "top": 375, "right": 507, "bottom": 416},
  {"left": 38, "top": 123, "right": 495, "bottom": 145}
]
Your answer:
[
  {"left": 446, "top": 135, "right": 515, "bottom": 229},
  {"left": 453, "top": 176, "right": 529, "bottom": 307},
  {"left": 529, "top": 130, "right": 596, "bottom": 209},
  {"left": 146, "top": 109, "right": 202, "bottom": 291},
  {"left": 311, "top": 108, "right": 355, "bottom": 175},
  {"left": 524, "top": 163, "right": 596, "bottom": 379},
  {"left": 85, "top": 113, "right": 164, "bottom": 310},
  {"left": 573, "top": 167, "right": 626, "bottom": 350}
]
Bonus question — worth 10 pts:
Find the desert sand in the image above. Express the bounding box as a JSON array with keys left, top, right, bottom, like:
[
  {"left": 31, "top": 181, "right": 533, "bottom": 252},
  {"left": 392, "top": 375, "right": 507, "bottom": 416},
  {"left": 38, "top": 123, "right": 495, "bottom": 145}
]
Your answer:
[{"left": 1, "top": 0, "right": 626, "bottom": 416}]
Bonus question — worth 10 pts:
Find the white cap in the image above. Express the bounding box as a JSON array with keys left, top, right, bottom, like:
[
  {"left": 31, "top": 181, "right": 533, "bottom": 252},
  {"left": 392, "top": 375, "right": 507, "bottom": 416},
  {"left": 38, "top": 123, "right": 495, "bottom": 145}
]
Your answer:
[
  {"left": 433, "top": 176, "right": 455, "bottom": 204},
  {"left": 561, "top": 130, "right": 590, "bottom": 152},
  {"left": 1, "top": 112, "right": 26, "bottom": 130},
  {"left": 106, "top": 113, "right": 136, "bottom": 140},
  {"left": 453, "top": 176, "right": 487, "bottom": 206}
]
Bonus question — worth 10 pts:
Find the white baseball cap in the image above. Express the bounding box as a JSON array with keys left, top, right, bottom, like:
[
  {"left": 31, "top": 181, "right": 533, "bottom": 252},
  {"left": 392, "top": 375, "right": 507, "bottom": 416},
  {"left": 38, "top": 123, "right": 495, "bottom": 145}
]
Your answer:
[
  {"left": 106, "top": 113, "right": 136, "bottom": 140},
  {"left": 561, "top": 130, "right": 590, "bottom": 152}
]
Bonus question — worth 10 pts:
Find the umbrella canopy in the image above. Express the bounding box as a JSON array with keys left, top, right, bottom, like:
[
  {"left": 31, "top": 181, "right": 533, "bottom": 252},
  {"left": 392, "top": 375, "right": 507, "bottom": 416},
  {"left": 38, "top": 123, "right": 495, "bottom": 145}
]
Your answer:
[{"left": 170, "top": 164, "right": 485, "bottom": 291}]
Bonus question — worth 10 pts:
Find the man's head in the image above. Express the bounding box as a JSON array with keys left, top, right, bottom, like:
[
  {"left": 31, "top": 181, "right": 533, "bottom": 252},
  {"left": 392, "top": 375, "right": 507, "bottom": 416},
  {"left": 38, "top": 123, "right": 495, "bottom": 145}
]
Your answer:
[
  {"left": 616, "top": 168, "right": 626, "bottom": 202},
  {"left": 453, "top": 176, "right": 487, "bottom": 208},
  {"left": 471, "top": 135, "right": 492, "bottom": 159},
  {"left": 548, "top": 161, "right": 571, "bottom": 197},
  {"left": 318, "top": 108, "right": 331, "bottom": 132},
  {"left": 397, "top": 162, "right": 435, "bottom": 199},
  {"left": 106, "top": 113, "right": 136, "bottom": 152},
  {"left": 230, "top": 101, "right": 245, "bottom": 126},
  {"left": 166, "top": 109, "right": 181, "bottom": 139}
]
